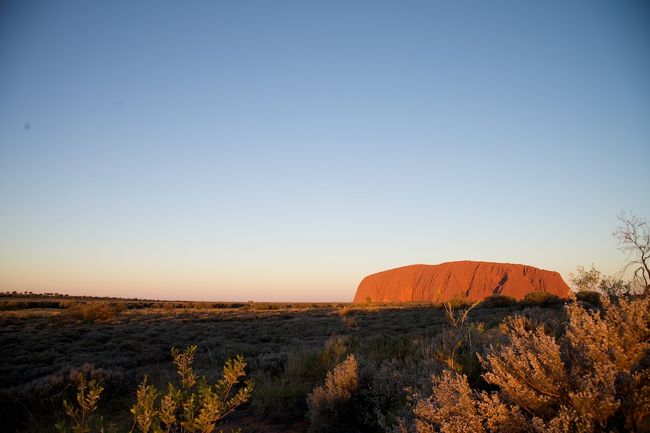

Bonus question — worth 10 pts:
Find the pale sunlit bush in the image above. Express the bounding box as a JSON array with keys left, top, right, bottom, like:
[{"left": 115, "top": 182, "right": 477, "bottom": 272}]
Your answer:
[
  {"left": 307, "top": 354, "right": 359, "bottom": 433},
  {"left": 413, "top": 296, "right": 649, "bottom": 433}
]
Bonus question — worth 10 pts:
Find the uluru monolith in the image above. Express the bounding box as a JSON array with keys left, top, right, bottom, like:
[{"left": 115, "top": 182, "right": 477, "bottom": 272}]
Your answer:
[{"left": 353, "top": 261, "right": 570, "bottom": 303}]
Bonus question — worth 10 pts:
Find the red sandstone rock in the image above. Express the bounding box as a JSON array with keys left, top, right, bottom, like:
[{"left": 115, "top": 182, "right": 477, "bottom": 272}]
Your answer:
[{"left": 353, "top": 261, "right": 570, "bottom": 303}]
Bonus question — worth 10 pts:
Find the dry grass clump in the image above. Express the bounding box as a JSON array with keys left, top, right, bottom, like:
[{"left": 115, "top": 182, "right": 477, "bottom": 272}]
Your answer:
[
  {"left": 434, "top": 301, "right": 488, "bottom": 384},
  {"left": 413, "top": 296, "right": 650, "bottom": 433},
  {"left": 64, "top": 302, "right": 124, "bottom": 323}
]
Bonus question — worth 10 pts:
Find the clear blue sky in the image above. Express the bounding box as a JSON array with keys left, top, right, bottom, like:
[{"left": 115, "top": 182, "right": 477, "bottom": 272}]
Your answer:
[{"left": 1, "top": 1, "right": 648, "bottom": 301}]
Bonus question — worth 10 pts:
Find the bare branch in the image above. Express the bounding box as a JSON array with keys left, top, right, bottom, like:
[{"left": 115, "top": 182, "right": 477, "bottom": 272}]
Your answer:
[{"left": 613, "top": 212, "right": 650, "bottom": 296}]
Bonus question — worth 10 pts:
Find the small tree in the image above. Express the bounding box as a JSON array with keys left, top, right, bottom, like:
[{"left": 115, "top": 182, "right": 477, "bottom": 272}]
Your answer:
[
  {"left": 570, "top": 265, "right": 602, "bottom": 292},
  {"left": 613, "top": 212, "right": 650, "bottom": 296},
  {"left": 570, "top": 265, "right": 632, "bottom": 297}
]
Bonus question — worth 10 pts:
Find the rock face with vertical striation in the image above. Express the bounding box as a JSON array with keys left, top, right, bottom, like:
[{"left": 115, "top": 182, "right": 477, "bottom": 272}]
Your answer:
[{"left": 353, "top": 261, "right": 570, "bottom": 303}]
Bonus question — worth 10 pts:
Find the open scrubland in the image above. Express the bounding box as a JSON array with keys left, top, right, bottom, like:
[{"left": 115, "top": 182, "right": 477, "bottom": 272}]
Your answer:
[{"left": 0, "top": 292, "right": 648, "bottom": 433}]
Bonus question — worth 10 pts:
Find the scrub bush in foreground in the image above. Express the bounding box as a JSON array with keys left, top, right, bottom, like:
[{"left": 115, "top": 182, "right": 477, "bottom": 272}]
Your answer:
[
  {"left": 414, "top": 296, "right": 649, "bottom": 433},
  {"left": 56, "top": 346, "right": 253, "bottom": 433}
]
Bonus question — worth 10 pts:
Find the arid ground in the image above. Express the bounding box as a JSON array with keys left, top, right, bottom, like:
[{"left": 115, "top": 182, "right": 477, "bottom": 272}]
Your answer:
[
  {"left": 1, "top": 295, "right": 531, "bottom": 432},
  {"left": 2, "top": 291, "right": 647, "bottom": 433}
]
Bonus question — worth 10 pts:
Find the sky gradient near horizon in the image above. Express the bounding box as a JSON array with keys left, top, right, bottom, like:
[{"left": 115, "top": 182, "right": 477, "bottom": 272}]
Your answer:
[{"left": 1, "top": 1, "right": 649, "bottom": 301}]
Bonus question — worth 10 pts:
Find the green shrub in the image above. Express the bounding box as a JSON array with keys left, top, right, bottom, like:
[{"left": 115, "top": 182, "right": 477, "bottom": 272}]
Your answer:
[
  {"left": 571, "top": 265, "right": 633, "bottom": 297},
  {"left": 521, "top": 290, "right": 562, "bottom": 307},
  {"left": 54, "top": 373, "right": 103, "bottom": 433},
  {"left": 56, "top": 346, "right": 253, "bottom": 433}
]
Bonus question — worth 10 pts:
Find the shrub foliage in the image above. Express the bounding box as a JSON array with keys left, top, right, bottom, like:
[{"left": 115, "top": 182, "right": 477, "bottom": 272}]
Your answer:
[
  {"left": 64, "top": 302, "right": 124, "bottom": 323},
  {"left": 56, "top": 346, "right": 252, "bottom": 433},
  {"left": 307, "top": 354, "right": 359, "bottom": 432},
  {"left": 414, "top": 296, "right": 650, "bottom": 433}
]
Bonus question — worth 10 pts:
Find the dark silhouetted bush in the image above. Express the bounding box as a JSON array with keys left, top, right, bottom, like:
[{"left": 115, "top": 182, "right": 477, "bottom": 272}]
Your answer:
[
  {"left": 480, "top": 294, "right": 518, "bottom": 309},
  {"left": 576, "top": 290, "right": 602, "bottom": 306}
]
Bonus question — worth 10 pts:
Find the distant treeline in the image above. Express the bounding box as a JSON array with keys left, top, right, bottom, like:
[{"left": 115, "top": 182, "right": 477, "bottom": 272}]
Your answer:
[
  {"left": 0, "top": 295, "right": 349, "bottom": 312},
  {"left": 0, "top": 291, "right": 346, "bottom": 310},
  {"left": 0, "top": 299, "right": 251, "bottom": 311},
  {"left": 0, "top": 291, "right": 150, "bottom": 301},
  {"left": 0, "top": 290, "right": 578, "bottom": 313}
]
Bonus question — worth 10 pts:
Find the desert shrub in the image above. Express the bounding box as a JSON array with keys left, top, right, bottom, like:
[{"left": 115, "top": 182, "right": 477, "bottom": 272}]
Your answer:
[
  {"left": 521, "top": 291, "right": 562, "bottom": 307},
  {"left": 0, "top": 300, "right": 62, "bottom": 310},
  {"left": 0, "top": 363, "right": 130, "bottom": 433},
  {"left": 64, "top": 302, "right": 124, "bottom": 323},
  {"left": 308, "top": 301, "right": 504, "bottom": 433},
  {"left": 321, "top": 335, "right": 350, "bottom": 369},
  {"left": 433, "top": 301, "right": 487, "bottom": 385},
  {"left": 56, "top": 346, "right": 253, "bottom": 433},
  {"left": 337, "top": 305, "right": 355, "bottom": 316},
  {"left": 253, "top": 352, "right": 320, "bottom": 421},
  {"left": 342, "top": 315, "right": 359, "bottom": 330},
  {"left": 54, "top": 373, "right": 103, "bottom": 433},
  {"left": 435, "top": 322, "right": 487, "bottom": 386},
  {"left": 414, "top": 370, "right": 489, "bottom": 433},
  {"left": 307, "top": 355, "right": 420, "bottom": 433},
  {"left": 253, "top": 336, "right": 349, "bottom": 421},
  {"left": 123, "top": 302, "right": 153, "bottom": 310},
  {"left": 445, "top": 295, "right": 472, "bottom": 310},
  {"left": 413, "top": 296, "right": 650, "bottom": 433},
  {"left": 571, "top": 265, "right": 633, "bottom": 297},
  {"left": 0, "top": 300, "right": 30, "bottom": 310},
  {"left": 351, "top": 333, "right": 417, "bottom": 362},
  {"left": 307, "top": 354, "right": 359, "bottom": 433},
  {"left": 356, "top": 359, "right": 412, "bottom": 432},
  {"left": 480, "top": 294, "right": 517, "bottom": 309},
  {"left": 576, "top": 290, "right": 602, "bottom": 307}
]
